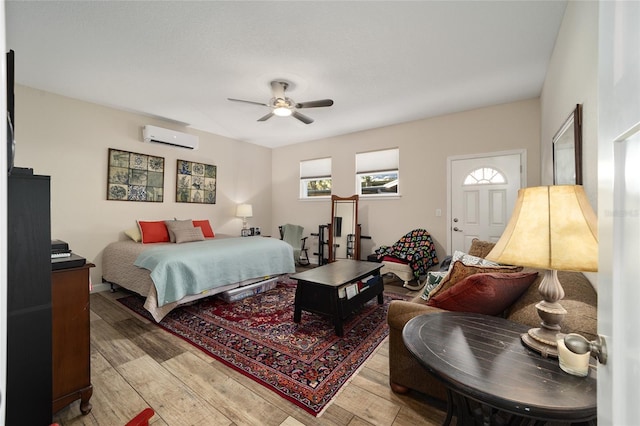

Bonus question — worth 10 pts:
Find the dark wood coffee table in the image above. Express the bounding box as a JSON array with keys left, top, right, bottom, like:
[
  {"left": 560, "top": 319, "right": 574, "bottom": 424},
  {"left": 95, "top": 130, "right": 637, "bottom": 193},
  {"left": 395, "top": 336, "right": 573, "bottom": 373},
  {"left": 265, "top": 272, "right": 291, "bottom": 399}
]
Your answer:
[
  {"left": 290, "top": 260, "right": 384, "bottom": 336},
  {"left": 403, "top": 312, "right": 597, "bottom": 425}
]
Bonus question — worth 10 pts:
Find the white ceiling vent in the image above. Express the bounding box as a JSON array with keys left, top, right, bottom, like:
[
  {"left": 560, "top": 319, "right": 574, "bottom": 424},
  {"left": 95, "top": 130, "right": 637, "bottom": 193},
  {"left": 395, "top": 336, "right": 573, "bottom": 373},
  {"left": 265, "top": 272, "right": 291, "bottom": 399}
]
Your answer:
[{"left": 142, "top": 125, "right": 199, "bottom": 150}]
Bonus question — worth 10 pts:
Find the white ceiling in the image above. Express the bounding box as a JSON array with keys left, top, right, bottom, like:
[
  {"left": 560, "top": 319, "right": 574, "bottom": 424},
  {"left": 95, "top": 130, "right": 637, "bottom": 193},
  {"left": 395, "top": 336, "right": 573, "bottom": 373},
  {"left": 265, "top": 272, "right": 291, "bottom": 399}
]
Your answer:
[{"left": 6, "top": 1, "right": 567, "bottom": 149}]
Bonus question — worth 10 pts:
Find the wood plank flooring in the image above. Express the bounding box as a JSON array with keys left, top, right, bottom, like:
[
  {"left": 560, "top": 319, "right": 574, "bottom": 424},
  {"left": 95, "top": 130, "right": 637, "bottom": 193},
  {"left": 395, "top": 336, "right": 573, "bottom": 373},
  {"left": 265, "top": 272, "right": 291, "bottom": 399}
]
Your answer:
[{"left": 52, "top": 274, "right": 447, "bottom": 426}]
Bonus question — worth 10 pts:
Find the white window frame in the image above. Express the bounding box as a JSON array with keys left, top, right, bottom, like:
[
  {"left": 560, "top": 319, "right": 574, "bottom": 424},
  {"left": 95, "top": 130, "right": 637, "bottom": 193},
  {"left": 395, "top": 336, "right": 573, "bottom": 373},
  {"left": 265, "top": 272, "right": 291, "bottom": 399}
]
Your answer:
[
  {"left": 355, "top": 148, "right": 400, "bottom": 197},
  {"left": 300, "top": 157, "right": 332, "bottom": 199}
]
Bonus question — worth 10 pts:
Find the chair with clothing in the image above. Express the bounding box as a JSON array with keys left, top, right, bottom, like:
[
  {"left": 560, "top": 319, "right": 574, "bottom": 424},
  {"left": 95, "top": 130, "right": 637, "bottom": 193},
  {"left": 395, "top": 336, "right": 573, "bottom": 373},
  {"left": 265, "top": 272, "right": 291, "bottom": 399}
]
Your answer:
[
  {"left": 279, "top": 224, "right": 310, "bottom": 266},
  {"left": 374, "top": 228, "right": 439, "bottom": 290}
]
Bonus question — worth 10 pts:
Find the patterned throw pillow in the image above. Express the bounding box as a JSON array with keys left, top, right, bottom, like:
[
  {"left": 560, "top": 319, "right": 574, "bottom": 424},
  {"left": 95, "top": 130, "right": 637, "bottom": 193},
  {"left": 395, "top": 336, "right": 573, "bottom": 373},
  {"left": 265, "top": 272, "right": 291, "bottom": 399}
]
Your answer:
[
  {"left": 426, "top": 260, "right": 523, "bottom": 300},
  {"left": 448, "top": 250, "right": 499, "bottom": 270},
  {"left": 421, "top": 271, "right": 448, "bottom": 300}
]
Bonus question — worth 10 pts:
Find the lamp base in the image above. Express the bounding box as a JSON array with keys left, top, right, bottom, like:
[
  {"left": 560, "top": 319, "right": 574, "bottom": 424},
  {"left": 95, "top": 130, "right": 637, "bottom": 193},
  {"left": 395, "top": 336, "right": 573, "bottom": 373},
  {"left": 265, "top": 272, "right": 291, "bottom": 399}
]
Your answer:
[
  {"left": 521, "top": 329, "right": 564, "bottom": 358},
  {"left": 520, "top": 269, "right": 568, "bottom": 358}
]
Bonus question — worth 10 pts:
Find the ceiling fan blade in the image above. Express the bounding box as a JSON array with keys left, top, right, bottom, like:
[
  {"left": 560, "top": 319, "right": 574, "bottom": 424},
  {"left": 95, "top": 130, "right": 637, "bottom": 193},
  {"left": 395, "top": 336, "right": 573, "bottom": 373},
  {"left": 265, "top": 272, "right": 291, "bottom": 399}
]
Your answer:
[
  {"left": 292, "top": 111, "right": 314, "bottom": 124},
  {"left": 295, "top": 99, "right": 334, "bottom": 109},
  {"left": 257, "top": 112, "right": 274, "bottom": 122},
  {"left": 228, "top": 98, "right": 270, "bottom": 107}
]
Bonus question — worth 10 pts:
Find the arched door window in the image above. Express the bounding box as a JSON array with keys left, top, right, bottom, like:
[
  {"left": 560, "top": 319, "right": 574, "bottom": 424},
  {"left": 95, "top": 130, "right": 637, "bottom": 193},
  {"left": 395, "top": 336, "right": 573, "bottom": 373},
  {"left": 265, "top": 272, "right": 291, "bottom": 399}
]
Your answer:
[{"left": 463, "top": 167, "right": 506, "bottom": 185}]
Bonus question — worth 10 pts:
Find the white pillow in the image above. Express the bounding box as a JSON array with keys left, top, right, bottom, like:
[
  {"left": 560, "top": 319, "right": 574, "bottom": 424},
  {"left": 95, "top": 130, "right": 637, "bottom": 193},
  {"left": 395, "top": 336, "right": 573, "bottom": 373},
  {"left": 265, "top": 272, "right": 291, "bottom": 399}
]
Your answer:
[
  {"left": 448, "top": 250, "right": 499, "bottom": 270},
  {"left": 124, "top": 227, "right": 142, "bottom": 242}
]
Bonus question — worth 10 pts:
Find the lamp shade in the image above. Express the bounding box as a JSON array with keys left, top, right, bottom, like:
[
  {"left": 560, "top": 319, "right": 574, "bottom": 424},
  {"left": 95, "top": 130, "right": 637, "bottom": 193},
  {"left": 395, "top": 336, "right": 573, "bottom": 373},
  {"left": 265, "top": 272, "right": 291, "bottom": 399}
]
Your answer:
[
  {"left": 485, "top": 185, "right": 598, "bottom": 272},
  {"left": 236, "top": 204, "right": 253, "bottom": 218}
]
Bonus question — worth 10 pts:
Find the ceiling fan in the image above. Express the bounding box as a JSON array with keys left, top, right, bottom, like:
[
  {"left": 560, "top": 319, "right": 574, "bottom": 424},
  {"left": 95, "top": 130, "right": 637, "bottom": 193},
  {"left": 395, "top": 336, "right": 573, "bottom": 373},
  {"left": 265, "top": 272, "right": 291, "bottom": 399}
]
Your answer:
[{"left": 228, "top": 81, "right": 334, "bottom": 124}]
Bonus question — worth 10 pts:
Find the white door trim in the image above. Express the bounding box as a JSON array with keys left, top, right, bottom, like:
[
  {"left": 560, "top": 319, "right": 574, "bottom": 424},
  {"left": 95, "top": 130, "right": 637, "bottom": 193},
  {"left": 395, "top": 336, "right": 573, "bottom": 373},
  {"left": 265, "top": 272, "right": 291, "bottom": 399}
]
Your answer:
[{"left": 446, "top": 149, "right": 527, "bottom": 254}]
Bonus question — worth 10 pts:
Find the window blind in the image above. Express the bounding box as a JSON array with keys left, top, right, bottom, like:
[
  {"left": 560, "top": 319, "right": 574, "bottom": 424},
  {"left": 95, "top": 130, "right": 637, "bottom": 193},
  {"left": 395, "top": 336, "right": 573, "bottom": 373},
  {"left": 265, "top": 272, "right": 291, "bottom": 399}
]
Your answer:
[
  {"left": 356, "top": 148, "right": 399, "bottom": 174},
  {"left": 300, "top": 157, "right": 332, "bottom": 179}
]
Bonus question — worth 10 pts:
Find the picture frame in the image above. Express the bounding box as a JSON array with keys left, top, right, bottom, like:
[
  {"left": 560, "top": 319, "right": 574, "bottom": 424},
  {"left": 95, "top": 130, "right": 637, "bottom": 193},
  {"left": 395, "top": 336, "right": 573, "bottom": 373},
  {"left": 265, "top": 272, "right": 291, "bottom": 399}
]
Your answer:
[
  {"left": 176, "top": 159, "right": 217, "bottom": 204},
  {"left": 553, "top": 104, "right": 583, "bottom": 185},
  {"left": 107, "top": 148, "right": 165, "bottom": 202}
]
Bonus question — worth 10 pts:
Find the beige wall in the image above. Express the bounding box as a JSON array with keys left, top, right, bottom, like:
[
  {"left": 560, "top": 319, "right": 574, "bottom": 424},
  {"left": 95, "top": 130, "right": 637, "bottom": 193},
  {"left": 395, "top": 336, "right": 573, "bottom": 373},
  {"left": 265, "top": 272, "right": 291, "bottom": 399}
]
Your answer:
[
  {"left": 540, "top": 1, "right": 598, "bottom": 205},
  {"left": 272, "top": 98, "right": 541, "bottom": 263},
  {"left": 14, "top": 85, "right": 273, "bottom": 289},
  {"left": 14, "top": 85, "right": 541, "bottom": 285},
  {"left": 540, "top": 1, "right": 599, "bottom": 287}
]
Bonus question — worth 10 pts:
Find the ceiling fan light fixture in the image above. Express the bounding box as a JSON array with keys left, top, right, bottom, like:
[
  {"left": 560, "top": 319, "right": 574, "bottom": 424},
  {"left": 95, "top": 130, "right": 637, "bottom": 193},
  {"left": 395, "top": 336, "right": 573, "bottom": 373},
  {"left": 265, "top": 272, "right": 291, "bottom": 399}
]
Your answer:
[
  {"left": 273, "top": 106, "right": 292, "bottom": 117},
  {"left": 228, "top": 81, "right": 333, "bottom": 124}
]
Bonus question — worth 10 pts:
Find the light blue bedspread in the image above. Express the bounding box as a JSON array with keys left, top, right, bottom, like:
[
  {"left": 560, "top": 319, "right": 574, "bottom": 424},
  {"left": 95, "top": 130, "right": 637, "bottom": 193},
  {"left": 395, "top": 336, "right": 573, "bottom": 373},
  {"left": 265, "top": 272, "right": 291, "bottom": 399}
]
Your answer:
[{"left": 134, "top": 237, "right": 295, "bottom": 306}]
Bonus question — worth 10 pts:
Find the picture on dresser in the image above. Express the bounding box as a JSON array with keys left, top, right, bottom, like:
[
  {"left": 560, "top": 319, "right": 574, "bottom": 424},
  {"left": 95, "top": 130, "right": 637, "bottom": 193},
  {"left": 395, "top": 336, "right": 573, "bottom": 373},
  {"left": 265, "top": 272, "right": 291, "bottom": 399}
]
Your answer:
[
  {"left": 107, "top": 148, "right": 165, "bottom": 202},
  {"left": 176, "top": 159, "right": 217, "bottom": 204}
]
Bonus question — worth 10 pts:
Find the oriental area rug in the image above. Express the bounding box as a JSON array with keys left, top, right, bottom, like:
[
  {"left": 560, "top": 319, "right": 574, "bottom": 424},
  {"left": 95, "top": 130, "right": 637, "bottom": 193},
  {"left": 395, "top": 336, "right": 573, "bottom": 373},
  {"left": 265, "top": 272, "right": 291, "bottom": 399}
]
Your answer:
[{"left": 118, "top": 277, "right": 409, "bottom": 416}]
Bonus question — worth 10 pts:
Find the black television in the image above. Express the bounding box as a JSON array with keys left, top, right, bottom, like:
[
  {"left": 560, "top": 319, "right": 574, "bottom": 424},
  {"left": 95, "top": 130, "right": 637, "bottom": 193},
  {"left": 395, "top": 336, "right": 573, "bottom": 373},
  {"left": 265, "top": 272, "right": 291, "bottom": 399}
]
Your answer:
[{"left": 7, "top": 49, "right": 15, "bottom": 175}]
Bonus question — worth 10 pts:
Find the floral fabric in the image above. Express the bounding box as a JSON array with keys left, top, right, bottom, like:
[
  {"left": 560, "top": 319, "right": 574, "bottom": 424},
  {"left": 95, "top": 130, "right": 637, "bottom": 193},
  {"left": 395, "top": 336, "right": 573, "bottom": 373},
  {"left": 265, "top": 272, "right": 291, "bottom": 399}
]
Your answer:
[{"left": 375, "top": 229, "right": 439, "bottom": 279}]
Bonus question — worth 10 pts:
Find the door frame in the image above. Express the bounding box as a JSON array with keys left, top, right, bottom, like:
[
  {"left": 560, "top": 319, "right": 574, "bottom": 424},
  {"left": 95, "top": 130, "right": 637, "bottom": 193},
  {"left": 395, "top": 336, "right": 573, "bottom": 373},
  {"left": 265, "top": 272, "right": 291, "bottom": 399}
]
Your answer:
[{"left": 446, "top": 149, "right": 527, "bottom": 254}]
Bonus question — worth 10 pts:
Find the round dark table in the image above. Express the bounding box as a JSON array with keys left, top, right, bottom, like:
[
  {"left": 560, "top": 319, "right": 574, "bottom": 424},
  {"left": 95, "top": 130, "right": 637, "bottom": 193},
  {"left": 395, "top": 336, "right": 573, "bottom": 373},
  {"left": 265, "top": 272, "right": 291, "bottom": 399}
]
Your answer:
[{"left": 403, "top": 312, "right": 597, "bottom": 425}]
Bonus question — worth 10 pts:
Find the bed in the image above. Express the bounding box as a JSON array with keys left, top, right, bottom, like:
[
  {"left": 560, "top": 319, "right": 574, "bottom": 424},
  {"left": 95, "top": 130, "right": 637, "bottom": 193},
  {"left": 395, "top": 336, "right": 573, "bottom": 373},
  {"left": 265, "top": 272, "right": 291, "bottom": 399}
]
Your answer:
[{"left": 102, "top": 235, "right": 296, "bottom": 321}]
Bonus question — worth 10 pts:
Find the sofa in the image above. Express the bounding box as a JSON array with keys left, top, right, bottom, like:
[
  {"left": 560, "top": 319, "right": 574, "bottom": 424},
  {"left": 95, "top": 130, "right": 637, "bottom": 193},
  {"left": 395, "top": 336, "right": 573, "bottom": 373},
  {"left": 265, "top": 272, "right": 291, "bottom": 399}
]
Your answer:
[{"left": 386, "top": 239, "right": 598, "bottom": 401}]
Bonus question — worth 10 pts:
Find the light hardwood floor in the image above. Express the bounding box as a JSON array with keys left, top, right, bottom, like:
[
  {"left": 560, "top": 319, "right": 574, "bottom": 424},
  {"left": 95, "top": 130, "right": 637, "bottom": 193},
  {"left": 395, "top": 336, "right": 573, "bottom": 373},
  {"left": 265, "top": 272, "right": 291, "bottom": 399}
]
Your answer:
[{"left": 52, "top": 275, "right": 447, "bottom": 426}]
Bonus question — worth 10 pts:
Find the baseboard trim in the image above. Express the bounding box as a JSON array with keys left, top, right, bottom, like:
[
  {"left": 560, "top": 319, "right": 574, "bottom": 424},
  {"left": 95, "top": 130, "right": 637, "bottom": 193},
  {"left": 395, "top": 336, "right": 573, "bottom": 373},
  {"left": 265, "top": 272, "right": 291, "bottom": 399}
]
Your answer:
[{"left": 91, "top": 282, "right": 112, "bottom": 293}]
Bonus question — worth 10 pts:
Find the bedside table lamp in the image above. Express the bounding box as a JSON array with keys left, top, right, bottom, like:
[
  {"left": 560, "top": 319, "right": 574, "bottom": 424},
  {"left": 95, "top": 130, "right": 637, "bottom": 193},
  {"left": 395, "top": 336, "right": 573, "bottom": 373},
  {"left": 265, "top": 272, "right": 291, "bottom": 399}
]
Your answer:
[
  {"left": 485, "top": 185, "right": 598, "bottom": 358},
  {"left": 236, "top": 203, "right": 253, "bottom": 230}
]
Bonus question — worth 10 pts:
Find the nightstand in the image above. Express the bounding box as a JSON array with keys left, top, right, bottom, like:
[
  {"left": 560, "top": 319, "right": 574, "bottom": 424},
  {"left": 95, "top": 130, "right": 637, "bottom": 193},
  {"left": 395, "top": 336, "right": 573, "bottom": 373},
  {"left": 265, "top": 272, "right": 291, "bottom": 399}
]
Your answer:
[{"left": 52, "top": 262, "right": 95, "bottom": 415}]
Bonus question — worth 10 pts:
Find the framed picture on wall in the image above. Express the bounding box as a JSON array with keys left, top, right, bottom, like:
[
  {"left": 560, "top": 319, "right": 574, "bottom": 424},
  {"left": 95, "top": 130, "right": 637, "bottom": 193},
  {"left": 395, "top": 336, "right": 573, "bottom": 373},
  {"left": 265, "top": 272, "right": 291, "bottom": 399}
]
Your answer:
[
  {"left": 553, "top": 104, "right": 583, "bottom": 185},
  {"left": 176, "top": 159, "right": 217, "bottom": 204},
  {"left": 107, "top": 148, "right": 165, "bottom": 202}
]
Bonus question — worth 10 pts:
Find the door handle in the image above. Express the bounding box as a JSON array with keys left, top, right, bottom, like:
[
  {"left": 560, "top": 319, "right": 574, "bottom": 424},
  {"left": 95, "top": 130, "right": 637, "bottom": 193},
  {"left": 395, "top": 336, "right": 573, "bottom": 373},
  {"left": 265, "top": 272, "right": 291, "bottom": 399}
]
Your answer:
[{"left": 453, "top": 227, "right": 463, "bottom": 232}]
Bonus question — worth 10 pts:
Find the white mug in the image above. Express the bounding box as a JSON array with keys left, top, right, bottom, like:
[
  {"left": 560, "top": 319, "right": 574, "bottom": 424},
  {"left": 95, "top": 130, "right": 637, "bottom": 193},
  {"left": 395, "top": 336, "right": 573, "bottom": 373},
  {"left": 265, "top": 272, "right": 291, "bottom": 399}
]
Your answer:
[{"left": 557, "top": 337, "right": 590, "bottom": 377}]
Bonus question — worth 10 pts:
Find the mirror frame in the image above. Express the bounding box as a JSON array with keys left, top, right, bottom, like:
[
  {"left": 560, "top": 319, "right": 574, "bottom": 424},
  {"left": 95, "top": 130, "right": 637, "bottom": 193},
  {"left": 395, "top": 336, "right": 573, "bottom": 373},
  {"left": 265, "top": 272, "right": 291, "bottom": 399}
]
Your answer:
[
  {"left": 553, "top": 104, "right": 583, "bottom": 185},
  {"left": 328, "top": 194, "right": 360, "bottom": 262}
]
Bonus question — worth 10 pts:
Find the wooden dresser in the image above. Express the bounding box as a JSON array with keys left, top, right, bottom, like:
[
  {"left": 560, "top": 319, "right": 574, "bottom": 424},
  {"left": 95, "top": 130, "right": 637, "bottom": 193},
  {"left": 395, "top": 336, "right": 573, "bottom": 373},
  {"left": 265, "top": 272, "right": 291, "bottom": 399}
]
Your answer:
[{"left": 52, "top": 262, "right": 95, "bottom": 415}]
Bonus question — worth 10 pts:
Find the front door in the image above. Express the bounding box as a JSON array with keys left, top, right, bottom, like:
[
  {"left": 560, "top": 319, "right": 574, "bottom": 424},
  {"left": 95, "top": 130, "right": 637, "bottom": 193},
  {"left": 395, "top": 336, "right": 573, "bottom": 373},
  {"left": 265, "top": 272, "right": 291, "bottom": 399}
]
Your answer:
[{"left": 448, "top": 151, "right": 524, "bottom": 254}]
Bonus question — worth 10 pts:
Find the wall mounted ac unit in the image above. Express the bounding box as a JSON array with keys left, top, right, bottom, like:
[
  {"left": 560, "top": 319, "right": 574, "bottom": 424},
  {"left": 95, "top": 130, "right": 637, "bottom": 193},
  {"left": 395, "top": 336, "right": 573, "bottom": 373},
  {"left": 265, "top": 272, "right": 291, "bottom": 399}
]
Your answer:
[{"left": 142, "top": 125, "right": 199, "bottom": 150}]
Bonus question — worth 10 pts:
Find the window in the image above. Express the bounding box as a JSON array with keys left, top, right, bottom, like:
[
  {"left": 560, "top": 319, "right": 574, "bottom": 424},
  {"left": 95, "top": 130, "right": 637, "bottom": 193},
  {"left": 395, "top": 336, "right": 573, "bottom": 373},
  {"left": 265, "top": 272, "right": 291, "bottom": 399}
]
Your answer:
[
  {"left": 463, "top": 167, "right": 506, "bottom": 185},
  {"left": 300, "top": 158, "right": 331, "bottom": 198},
  {"left": 356, "top": 148, "right": 399, "bottom": 196}
]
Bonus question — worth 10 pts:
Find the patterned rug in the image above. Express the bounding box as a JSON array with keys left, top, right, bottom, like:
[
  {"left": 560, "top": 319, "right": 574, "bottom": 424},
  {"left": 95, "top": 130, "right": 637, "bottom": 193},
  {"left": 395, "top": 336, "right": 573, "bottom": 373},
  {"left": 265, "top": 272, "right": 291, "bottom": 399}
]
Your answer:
[{"left": 118, "top": 277, "right": 409, "bottom": 416}]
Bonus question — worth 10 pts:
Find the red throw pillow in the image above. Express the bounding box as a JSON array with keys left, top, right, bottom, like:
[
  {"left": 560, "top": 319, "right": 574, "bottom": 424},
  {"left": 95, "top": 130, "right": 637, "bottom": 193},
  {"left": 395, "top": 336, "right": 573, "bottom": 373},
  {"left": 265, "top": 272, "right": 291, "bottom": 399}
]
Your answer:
[
  {"left": 193, "top": 220, "right": 215, "bottom": 238},
  {"left": 138, "top": 220, "right": 170, "bottom": 244},
  {"left": 381, "top": 255, "right": 408, "bottom": 264},
  {"left": 427, "top": 272, "right": 538, "bottom": 316}
]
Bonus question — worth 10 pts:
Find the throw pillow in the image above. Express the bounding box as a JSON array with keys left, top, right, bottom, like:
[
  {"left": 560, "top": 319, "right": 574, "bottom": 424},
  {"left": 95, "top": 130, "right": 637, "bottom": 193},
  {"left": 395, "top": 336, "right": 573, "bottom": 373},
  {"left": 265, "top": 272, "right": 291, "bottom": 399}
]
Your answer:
[
  {"left": 427, "top": 271, "right": 539, "bottom": 315},
  {"left": 124, "top": 226, "right": 142, "bottom": 242},
  {"left": 449, "top": 250, "right": 499, "bottom": 270},
  {"left": 193, "top": 219, "right": 215, "bottom": 238},
  {"left": 467, "top": 239, "right": 497, "bottom": 259},
  {"left": 174, "top": 227, "right": 205, "bottom": 244},
  {"left": 138, "top": 220, "right": 170, "bottom": 244},
  {"left": 426, "top": 260, "right": 523, "bottom": 300},
  {"left": 420, "top": 271, "right": 448, "bottom": 300},
  {"left": 165, "top": 219, "right": 195, "bottom": 243}
]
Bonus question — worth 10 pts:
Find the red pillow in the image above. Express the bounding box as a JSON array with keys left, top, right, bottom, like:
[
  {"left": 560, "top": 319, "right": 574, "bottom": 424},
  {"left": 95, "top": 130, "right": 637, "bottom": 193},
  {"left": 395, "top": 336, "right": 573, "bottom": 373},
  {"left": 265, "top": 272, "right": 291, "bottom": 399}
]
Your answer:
[
  {"left": 138, "top": 220, "right": 170, "bottom": 243},
  {"left": 193, "top": 220, "right": 215, "bottom": 238},
  {"left": 381, "top": 256, "right": 408, "bottom": 264},
  {"left": 427, "top": 272, "right": 538, "bottom": 316}
]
